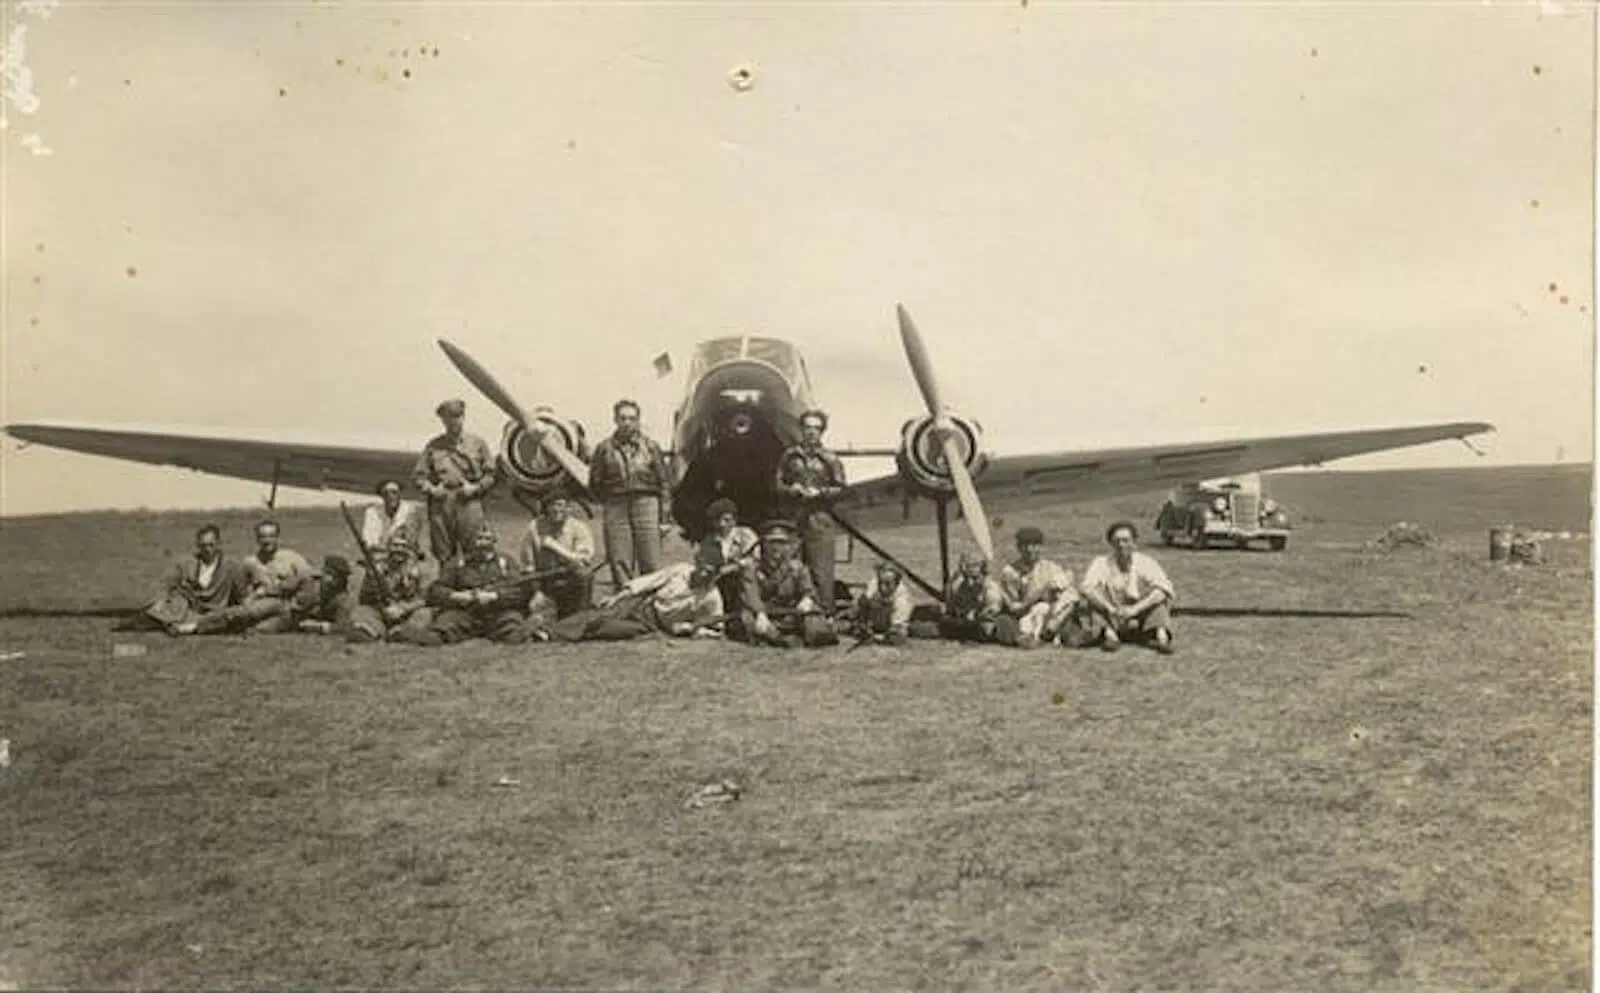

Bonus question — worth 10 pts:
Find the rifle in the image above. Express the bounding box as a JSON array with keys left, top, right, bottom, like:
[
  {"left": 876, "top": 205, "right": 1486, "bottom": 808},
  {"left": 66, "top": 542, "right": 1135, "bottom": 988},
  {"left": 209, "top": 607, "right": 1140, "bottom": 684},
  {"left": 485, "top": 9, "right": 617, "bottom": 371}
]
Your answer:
[
  {"left": 339, "top": 501, "right": 394, "bottom": 605},
  {"left": 438, "top": 565, "right": 579, "bottom": 608}
]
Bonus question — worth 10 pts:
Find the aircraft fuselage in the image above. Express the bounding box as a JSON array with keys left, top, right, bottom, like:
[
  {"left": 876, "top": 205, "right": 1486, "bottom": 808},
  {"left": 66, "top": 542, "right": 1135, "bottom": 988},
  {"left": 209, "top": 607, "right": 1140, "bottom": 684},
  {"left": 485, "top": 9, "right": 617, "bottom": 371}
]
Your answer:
[{"left": 667, "top": 336, "right": 816, "bottom": 542}]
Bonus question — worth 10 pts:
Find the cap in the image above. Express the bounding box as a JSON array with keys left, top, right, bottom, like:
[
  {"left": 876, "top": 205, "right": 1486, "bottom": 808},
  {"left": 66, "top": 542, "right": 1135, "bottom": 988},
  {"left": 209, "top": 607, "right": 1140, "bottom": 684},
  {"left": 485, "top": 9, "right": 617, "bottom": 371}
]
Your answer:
[
  {"left": 1015, "top": 526, "right": 1045, "bottom": 546},
  {"left": 435, "top": 398, "right": 466, "bottom": 417},
  {"left": 760, "top": 519, "right": 797, "bottom": 541}
]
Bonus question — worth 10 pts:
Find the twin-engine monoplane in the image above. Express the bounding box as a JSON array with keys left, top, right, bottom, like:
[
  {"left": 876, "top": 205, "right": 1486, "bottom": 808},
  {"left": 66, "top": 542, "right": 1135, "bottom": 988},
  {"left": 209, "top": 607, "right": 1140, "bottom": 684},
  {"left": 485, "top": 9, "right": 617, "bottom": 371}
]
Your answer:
[{"left": 5, "top": 306, "right": 1492, "bottom": 597}]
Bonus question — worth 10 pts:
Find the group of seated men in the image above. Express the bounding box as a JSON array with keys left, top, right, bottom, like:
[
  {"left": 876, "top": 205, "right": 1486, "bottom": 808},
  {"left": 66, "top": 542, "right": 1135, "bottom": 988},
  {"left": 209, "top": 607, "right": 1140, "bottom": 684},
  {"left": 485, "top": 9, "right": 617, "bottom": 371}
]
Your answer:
[{"left": 143, "top": 480, "right": 1177, "bottom": 654}]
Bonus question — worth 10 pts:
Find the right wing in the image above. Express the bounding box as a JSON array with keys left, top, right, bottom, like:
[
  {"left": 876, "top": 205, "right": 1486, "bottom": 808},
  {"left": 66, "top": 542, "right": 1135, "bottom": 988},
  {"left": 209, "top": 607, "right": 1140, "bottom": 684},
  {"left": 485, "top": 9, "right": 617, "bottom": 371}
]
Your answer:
[{"left": 5, "top": 422, "right": 422, "bottom": 496}]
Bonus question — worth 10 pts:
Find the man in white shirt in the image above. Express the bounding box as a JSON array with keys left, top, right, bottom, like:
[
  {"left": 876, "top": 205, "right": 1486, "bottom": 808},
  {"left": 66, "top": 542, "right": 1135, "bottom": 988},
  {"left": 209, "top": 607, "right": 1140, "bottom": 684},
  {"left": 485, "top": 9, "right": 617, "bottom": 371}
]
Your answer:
[
  {"left": 361, "top": 479, "right": 424, "bottom": 558},
  {"left": 520, "top": 493, "right": 596, "bottom": 620},
  {"left": 1077, "top": 520, "right": 1176, "bottom": 654},
  {"left": 998, "top": 527, "right": 1078, "bottom": 648}
]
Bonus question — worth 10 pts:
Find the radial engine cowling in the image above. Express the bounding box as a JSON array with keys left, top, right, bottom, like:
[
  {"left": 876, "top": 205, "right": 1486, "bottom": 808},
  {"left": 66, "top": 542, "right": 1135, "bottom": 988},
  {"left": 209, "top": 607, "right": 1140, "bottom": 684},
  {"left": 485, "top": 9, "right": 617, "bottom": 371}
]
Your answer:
[
  {"left": 894, "top": 413, "right": 988, "bottom": 497},
  {"left": 499, "top": 410, "right": 588, "bottom": 497}
]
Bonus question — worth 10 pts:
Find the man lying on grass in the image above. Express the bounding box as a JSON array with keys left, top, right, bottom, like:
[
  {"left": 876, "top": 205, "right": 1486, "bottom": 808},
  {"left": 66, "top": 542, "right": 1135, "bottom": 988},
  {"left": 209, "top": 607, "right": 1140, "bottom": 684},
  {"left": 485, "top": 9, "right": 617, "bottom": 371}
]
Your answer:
[{"left": 1072, "top": 520, "right": 1176, "bottom": 654}]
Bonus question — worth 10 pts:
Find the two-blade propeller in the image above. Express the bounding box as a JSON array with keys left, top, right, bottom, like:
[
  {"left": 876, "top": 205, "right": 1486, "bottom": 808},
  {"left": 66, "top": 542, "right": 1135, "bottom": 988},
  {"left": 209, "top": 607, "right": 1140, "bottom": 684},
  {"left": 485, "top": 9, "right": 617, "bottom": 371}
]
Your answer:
[
  {"left": 895, "top": 305, "right": 996, "bottom": 562},
  {"left": 435, "top": 339, "right": 591, "bottom": 486}
]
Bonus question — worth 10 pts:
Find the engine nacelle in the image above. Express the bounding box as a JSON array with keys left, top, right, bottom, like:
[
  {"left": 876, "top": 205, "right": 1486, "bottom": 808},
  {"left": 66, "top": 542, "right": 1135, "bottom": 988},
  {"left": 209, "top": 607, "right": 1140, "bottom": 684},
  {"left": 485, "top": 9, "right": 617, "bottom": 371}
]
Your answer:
[
  {"left": 499, "top": 408, "right": 588, "bottom": 497},
  {"left": 894, "top": 413, "right": 988, "bottom": 497}
]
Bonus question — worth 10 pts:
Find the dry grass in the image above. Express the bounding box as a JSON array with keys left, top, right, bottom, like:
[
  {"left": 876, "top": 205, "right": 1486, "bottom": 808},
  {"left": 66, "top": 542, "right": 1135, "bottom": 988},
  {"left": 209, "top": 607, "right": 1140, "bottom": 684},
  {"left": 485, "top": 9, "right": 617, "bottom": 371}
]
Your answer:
[{"left": 0, "top": 465, "right": 1591, "bottom": 990}]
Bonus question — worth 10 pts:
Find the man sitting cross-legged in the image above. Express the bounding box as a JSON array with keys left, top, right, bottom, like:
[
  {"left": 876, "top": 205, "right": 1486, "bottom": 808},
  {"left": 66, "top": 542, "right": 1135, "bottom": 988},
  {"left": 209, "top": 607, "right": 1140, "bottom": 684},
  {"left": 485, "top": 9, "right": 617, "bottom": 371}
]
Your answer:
[
  {"left": 346, "top": 536, "right": 435, "bottom": 643},
  {"left": 997, "top": 526, "right": 1078, "bottom": 648},
  {"left": 1074, "top": 520, "right": 1176, "bottom": 655},
  {"left": 520, "top": 493, "right": 596, "bottom": 624},
  {"left": 143, "top": 524, "right": 249, "bottom": 635},
  {"left": 728, "top": 520, "right": 838, "bottom": 648},
  {"left": 937, "top": 552, "right": 1006, "bottom": 642},
  {"left": 851, "top": 560, "right": 913, "bottom": 646},
  {"left": 394, "top": 525, "right": 535, "bottom": 645}
]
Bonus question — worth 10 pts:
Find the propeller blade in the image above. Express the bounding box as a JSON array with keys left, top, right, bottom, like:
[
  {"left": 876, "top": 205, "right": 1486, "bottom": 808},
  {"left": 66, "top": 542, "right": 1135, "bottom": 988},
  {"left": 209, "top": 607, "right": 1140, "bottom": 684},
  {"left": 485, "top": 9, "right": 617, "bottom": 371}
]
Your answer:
[
  {"left": 436, "top": 339, "right": 590, "bottom": 486},
  {"left": 438, "top": 339, "right": 530, "bottom": 426},
  {"left": 941, "top": 433, "right": 995, "bottom": 561},
  {"left": 896, "top": 304, "right": 945, "bottom": 417}
]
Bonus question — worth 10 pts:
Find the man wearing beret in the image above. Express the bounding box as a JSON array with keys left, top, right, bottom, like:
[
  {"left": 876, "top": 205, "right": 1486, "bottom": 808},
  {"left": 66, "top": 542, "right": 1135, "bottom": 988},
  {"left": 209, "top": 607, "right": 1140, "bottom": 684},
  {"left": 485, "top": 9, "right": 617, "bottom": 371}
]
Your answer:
[
  {"left": 997, "top": 526, "right": 1078, "bottom": 648},
  {"left": 774, "top": 408, "right": 847, "bottom": 616},
  {"left": 730, "top": 520, "right": 839, "bottom": 648},
  {"left": 413, "top": 398, "right": 499, "bottom": 565},
  {"left": 398, "top": 525, "right": 534, "bottom": 645}
]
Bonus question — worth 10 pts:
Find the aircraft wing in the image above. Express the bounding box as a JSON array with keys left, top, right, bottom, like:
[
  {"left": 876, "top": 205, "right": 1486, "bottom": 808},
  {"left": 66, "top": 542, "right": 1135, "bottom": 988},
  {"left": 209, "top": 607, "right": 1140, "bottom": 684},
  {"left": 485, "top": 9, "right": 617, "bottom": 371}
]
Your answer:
[
  {"left": 839, "top": 421, "right": 1494, "bottom": 509},
  {"left": 4, "top": 422, "right": 422, "bottom": 496}
]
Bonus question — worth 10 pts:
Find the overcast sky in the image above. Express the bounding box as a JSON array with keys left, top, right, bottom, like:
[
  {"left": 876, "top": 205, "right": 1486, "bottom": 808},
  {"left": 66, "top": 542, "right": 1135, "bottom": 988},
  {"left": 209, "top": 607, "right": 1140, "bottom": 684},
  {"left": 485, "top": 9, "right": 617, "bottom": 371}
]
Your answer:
[{"left": 1, "top": 0, "right": 1593, "bottom": 515}]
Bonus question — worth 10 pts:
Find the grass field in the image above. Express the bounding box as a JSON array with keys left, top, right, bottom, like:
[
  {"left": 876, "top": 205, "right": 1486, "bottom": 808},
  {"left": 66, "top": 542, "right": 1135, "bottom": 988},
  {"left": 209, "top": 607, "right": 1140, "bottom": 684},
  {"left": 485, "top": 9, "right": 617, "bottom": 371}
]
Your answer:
[{"left": 0, "top": 464, "right": 1592, "bottom": 989}]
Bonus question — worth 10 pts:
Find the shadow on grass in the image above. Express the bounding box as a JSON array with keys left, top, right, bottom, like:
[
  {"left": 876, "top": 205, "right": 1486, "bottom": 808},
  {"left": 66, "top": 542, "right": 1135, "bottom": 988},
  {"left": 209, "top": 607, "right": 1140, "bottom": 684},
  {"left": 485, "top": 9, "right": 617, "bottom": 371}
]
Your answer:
[
  {"left": 0, "top": 606, "right": 142, "bottom": 621},
  {"left": 1174, "top": 606, "right": 1413, "bottom": 619}
]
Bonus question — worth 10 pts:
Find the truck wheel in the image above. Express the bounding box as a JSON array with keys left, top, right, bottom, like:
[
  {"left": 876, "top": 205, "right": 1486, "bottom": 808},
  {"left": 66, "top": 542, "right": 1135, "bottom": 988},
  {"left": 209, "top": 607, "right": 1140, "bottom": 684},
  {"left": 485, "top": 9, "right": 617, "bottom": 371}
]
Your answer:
[
  {"left": 1161, "top": 531, "right": 1175, "bottom": 546},
  {"left": 1269, "top": 536, "right": 1287, "bottom": 552},
  {"left": 1192, "top": 530, "right": 1208, "bottom": 550}
]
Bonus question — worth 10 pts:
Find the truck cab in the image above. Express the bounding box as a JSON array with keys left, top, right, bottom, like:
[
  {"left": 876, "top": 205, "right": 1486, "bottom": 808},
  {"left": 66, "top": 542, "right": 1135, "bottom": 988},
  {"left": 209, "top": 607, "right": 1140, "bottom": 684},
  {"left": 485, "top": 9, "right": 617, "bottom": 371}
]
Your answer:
[{"left": 1155, "top": 473, "right": 1291, "bottom": 551}]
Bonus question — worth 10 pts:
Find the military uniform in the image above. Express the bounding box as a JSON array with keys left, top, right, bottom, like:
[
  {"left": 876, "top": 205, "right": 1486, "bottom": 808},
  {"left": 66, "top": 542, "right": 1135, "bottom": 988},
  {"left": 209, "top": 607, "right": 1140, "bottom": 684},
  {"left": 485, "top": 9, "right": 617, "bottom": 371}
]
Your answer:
[
  {"left": 346, "top": 543, "right": 435, "bottom": 643},
  {"left": 520, "top": 515, "right": 596, "bottom": 620},
  {"left": 731, "top": 525, "right": 838, "bottom": 647},
  {"left": 774, "top": 442, "right": 846, "bottom": 614},
  {"left": 403, "top": 547, "right": 533, "bottom": 645},
  {"left": 413, "top": 400, "right": 499, "bottom": 564}
]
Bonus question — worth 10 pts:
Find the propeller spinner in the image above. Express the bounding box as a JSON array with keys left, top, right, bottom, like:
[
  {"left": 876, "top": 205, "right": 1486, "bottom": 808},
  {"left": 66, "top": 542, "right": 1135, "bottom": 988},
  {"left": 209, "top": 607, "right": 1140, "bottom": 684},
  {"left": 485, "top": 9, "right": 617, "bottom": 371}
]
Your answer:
[
  {"left": 895, "top": 305, "right": 996, "bottom": 562},
  {"left": 436, "top": 339, "right": 591, "bottom": 487}
]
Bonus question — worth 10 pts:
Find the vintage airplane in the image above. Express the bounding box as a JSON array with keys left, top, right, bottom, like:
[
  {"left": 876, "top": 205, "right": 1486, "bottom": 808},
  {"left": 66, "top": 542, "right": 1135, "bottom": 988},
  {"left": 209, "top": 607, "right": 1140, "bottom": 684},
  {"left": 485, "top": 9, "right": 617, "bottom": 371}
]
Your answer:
[{"left": 4, "top": 305, "right": 1492, "bottom": 600}]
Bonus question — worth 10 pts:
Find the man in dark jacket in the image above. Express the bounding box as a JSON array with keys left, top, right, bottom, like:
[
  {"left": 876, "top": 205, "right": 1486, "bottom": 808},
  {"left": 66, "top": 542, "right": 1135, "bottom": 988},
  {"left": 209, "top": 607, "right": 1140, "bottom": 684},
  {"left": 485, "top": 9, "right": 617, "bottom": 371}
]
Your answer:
[{"left": 587, "top": 398, "right": 674, "bottom": 588}]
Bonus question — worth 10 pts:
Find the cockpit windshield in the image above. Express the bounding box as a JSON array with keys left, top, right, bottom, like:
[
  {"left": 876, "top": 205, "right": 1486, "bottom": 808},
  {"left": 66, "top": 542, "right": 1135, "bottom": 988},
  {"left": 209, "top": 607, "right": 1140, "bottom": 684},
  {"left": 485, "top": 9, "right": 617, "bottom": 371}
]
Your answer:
[{"left": 686, "top": 336, "right": 803, "bottom": 388}]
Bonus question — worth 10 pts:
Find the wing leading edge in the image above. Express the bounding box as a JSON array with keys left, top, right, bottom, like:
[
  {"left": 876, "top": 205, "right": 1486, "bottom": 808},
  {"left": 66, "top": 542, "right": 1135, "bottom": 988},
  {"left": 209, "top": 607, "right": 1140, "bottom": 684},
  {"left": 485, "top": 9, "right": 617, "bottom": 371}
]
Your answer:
[
  {"left": 4, "top": 423, "right": 420, "bottom": 497},
  {"left": 839, "top": 421, "right": 1494, "bottom": 509}
]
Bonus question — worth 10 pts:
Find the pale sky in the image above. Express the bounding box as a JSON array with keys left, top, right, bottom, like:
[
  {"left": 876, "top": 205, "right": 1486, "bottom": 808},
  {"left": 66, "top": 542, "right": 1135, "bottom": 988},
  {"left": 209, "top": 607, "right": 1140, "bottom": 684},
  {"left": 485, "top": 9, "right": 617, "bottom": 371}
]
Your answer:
[{"left": 1, "top": 0, "right": 1593, "bottom": 515}]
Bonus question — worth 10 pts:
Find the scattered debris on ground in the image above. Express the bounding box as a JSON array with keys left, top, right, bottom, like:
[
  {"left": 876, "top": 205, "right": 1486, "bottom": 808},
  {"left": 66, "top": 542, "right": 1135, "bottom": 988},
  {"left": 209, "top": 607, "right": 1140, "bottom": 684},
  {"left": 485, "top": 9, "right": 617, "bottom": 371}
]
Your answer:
[
  {"left": 492, "top": 775, "right": 520, "bottom": 788},
  {"left": 685, "top": 780, "right": 742, "bottom": 809},
  {"left": 1367, "top": 521, "right": 1436, "bottom": 551}
]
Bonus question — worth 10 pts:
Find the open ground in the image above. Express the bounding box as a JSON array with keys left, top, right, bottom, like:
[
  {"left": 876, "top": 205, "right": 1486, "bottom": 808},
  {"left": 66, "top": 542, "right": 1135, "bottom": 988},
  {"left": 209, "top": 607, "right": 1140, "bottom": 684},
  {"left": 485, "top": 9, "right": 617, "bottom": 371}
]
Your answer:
[{"left": 0, "top": 464, "right": 1591, "bottom": 989}]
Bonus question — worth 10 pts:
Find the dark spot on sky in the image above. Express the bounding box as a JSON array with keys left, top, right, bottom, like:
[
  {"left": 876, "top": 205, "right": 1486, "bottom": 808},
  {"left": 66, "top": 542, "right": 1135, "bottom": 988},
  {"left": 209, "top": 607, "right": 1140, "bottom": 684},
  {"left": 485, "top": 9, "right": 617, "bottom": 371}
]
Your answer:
[
  {"left": 402, "top": 48, "right": 409, "bottom": 57},
  {"left": 566, "top": 139, "right": 576, "bottom": 150},
  {"left": 336, "top": 58, "right": 345, "bottom": 67},
  {"left": 32, "top": 275, "right": 41, "bottom": 285},
  {"left": 1417, "top": 364, "right": 1428, "bottom": 374},
  {"left": 1530, "top": 199, "right": 1540, "bottom": 208},
  {"left": 1532, "top": 65, "right": 1543, "bottom": 75},
  {"left": 279, "top": 87, "right": 287, "bottom": 97},
  {"left": 1199, "top": 395, "right": 1208, "bottom": 404},
  {"left": 1309, "top": 47, "right": 1318, "bottom": 57},
  {"left": 1548, "top": 282, "right": 1558, "bottom": 293},
  {"left": 29, "top": 317, "right": 39, "bottom": 329},
  {"left": 126, "top": 266, "right": 138, "bottom": 278},
  {"left": 402, "top": 69, "right": 411, "bottom": 79},
  {"left": 432, "top": 47, "right": 440, "bottom": 57},
  {"left": 1559, "top": 295, "right": 1569, "bottom": 305},
  {"left": 124, "top": 79, "right": 131, "bottom": 86},
  {"left": 35, "top": 243, "right": 44, "bottom": 253}
]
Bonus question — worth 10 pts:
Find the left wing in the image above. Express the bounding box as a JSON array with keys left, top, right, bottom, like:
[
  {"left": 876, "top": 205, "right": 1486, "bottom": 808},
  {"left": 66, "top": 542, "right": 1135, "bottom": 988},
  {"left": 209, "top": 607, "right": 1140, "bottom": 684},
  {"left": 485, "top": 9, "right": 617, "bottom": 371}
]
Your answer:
[
  {"left": 838, "top": 421, "right": 1493, "bottom": 510},
  {"left": 5, "top": 422, "right": 421, "bottom": 496}
]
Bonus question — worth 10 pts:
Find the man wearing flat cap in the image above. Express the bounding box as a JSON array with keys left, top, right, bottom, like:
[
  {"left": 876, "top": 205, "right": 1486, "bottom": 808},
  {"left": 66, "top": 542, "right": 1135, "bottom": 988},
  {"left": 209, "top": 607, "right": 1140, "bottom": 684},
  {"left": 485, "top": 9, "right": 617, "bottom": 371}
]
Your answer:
[
  {"left": 997, "top": 526, "right": 1078, "bottom": 648},
  {"left": 730, "top": 520, "right": 838, "bottom": 648},
  {"left": 413, "top": 398, "right": 498, "bottom": 564},
  {"left": 398, "top": 524, "right": 534, "bottom": 645}
]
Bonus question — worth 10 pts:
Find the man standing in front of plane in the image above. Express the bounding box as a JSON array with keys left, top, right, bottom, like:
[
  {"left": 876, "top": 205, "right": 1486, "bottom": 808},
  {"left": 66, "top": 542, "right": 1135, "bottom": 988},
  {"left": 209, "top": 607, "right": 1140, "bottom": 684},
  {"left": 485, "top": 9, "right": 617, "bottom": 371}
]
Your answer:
[
  {"left": 588, "top": 398, "right": 674, "bottom": 589},
  {"left": 413, "top": 398, "right": 498, "bottom": 564},
  {"left": 775, "top": 408, "right": 846, "bottom": 616}
]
